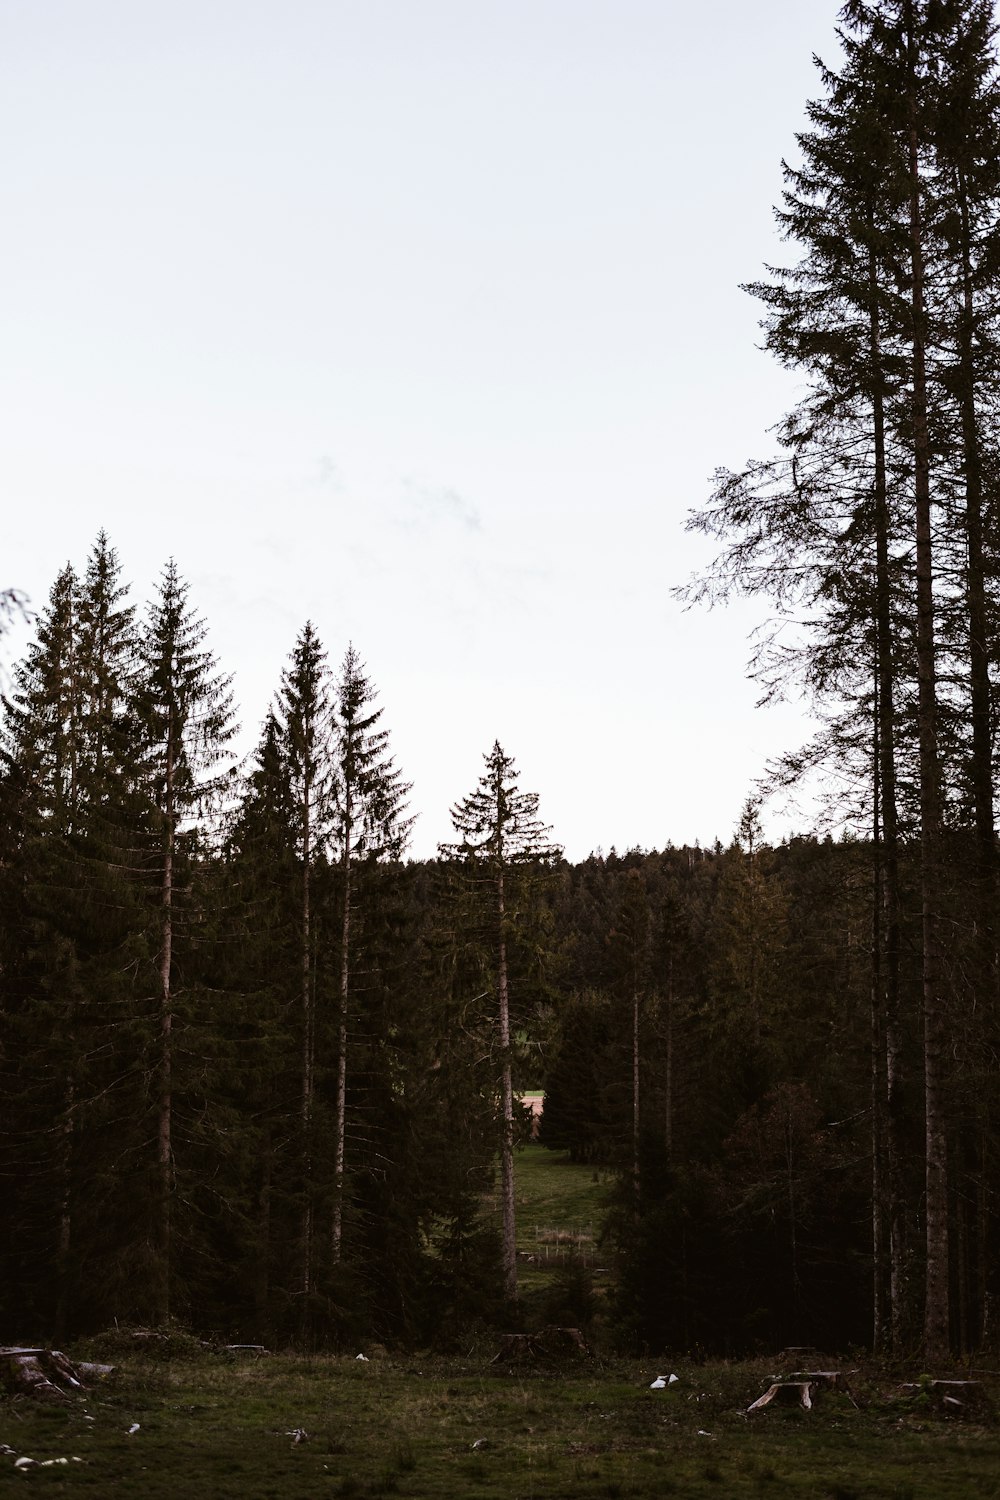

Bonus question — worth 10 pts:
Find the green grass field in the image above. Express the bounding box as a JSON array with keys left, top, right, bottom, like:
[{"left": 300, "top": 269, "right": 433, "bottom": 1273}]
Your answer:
[
  {"left": 512, "top": 1144, "right": 612, "bottom": 1245},
  {"left": 4, "top": 1352, "right": 999, "bottom": 1498}
]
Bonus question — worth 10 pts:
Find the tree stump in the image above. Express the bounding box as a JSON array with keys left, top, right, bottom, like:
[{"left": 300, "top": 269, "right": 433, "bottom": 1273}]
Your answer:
[
  {"left": 895, "top": 1379, "right": 991, "bottom": 1418},
  {"left": 747, "top": 1380, "right": 817, "bottom": 1413},
  {"left": 490, "top": 1327, "right": 591, "bottom": 1365},
  {"left": 537, "top": 1325, "right": 591, "bottom": 1358},
  {"left": 786, "top": 1369, "right": 857, "bottom": 1403},
  {"left": 785, "top": 1370, "right": 848, "bottom": 1390}
]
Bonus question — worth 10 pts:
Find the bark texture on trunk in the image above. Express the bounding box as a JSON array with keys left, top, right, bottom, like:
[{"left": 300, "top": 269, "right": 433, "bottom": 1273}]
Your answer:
[
  {"left": 300, "top": 769, "right": 314, "bottom": 1319},
  {"left": 156, "top": 733, "right": 175, "bottom": 1326},
  {"left": 632, "top": 984, "right": 641, "bottom": 1220},
  {"left": 497, "top": 866, "right": 518, "bottom": 1306},
  {"left": 332, "top": 793, "right": 352, "bottom": 1265}
]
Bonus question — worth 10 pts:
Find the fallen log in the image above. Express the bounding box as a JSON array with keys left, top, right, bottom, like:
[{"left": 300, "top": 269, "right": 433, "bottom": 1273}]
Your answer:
[{"left": 0, "top": 1349, "right": 95, "bottom": 1402}]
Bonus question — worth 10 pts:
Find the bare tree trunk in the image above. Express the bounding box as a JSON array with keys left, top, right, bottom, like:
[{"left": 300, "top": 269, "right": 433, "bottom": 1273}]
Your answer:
[
  {"left": 54, "top": 1078, "right": 74, "bottom": 1344},
  {"left": 872, "top": 664, "right": 889, "bottom": 1355},
  {"left": 255, "top": 1127, "right": 272, "bottom": 1334},
  {"left": 156, "top": 735, "right": 174, "bottom": 1325},
  {"left": 955, "top": 167, "right": 997, "bottom": 997},
  {"left": 497, "top": 866, "right": 518, "bottom": 1306},
  {"left": 869, "top": 234, "right": 910, "bottom": 1353},
  {"left": 905, "top": 7, "right": 949, "bottom": 1355},
  {"left": 632, "top": 982, "right": 641, "bottom": 1221},
  {"left": 785, "top": 1110, "right": 799, "bottom": 1300},
  {"left": 332, "top": 786, "right": 352, "bottom": 1265},
  {"left": 955, "top": 167, "right": 995, "bottom": 1355},
  {"left": 664, "top": 951, "right": 674, "bottom": 1170},
  {"left": 300, "top": 772, "right": 313, "bottom": 1327}
]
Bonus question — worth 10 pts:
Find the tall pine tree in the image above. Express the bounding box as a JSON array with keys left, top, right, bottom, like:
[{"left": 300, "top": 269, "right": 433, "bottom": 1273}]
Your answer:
[{"left": 441, "top": 742, "right": 560, "bottom": 1306}]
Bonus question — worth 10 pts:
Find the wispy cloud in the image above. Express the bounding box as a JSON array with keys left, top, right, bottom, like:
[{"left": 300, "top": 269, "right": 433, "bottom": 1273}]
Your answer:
[
  {"left": 397, "top": 479, "right": 483, "bottom": 535},
  {"left": 313, "top": 455, "right": 345, "bottom": 494}
]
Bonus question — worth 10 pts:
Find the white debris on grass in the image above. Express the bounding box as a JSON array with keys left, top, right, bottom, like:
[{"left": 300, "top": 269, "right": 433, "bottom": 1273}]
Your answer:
[
  {"left": 355, "top": 1353, "right": 369, "bottom": 1361},
  {"left": 10, "top": 1455, "right": 83, "bottom": 1471},
  {"left": 127, "top": 1423, "right": 140, "bottom": 1436}
]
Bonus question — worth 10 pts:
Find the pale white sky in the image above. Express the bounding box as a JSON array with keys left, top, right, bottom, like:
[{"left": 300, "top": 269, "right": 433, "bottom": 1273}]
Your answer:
[{"left": 2, "top": 1, "right": 848, "bottom": 859}]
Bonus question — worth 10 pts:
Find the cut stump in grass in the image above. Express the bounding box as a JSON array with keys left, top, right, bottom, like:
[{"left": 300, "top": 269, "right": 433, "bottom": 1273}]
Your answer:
[
  {"left": 893, "top": 1379, "right": 992, "bottom": 1418},
  {"left": 786, "top": 1369, "right": 858, "bottom": 1404},
  {"left": 490, "top": 1326, "right": 591, "bottom": 1365},
  {"left": 0, "top": 1348, "right": 110, "bottom": 1402},
  {"left": 747, "top": 1380, "right": 817, "bottom": 1414},
  {"left": 785, "top": 1370, "right": 850, "bottom": 1389}
]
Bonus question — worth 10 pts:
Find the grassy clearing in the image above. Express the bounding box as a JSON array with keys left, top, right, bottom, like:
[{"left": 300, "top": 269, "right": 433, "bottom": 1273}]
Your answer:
[
  {"left": 481, "top": 1142, "right": 613, "bottom": 1299},
  {"left": 512, "top": 1144, "right": 612, "bottom": 1248},
  {"left": 4, "top": 1354, "right": 1000, "bottom": 1498}
]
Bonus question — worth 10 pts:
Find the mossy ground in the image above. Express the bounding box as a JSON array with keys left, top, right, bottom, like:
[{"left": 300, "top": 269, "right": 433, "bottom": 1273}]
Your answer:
[{"left": 3, "top": 1353, "right": 1000, "bottom": 1498}]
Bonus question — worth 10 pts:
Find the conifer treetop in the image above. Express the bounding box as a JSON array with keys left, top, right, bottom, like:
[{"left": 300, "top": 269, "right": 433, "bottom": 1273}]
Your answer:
[
  {"left": 440, "top": 740, "right": 561, "bottom": 867},
  {"left": 333, "top": 642, "right": 414, "bottom": 861},
  {"left": 138, "top": 558, "right": 239, "bottom": 817}
]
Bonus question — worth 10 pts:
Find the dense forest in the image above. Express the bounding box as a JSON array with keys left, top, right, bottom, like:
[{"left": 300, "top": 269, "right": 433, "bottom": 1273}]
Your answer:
[{"left": 6, "top": 0, "right": 1000, "bottom": 1361}]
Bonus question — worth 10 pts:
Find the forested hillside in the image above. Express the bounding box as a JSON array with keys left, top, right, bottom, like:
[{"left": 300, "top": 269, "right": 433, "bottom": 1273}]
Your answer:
[
  {"left": 0, "top": 536, "right": 994, "bottom": 1359},
  {"left": 6, "top": 0, "right": 1000, "bottom": 1365}
]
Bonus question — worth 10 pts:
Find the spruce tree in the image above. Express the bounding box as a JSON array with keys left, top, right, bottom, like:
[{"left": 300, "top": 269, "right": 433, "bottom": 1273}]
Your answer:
[
  {"left": 0, "top": 564, "right": 84, "bottom": 1332},
  {"left": 221, "top": 708, "right": 301, "bottom": 1336},
  {"left": 273, "top": 622, "right": 333, "bottom": 1333},
  {"left": 441, "top": 742, "right": 560, "bottom": 1306},
  {"left": 0, "top": 538, "right": 150, "bottom": 1334},
  {"left": 328, "top": 645, "right": 413, "bottom": 1265},
  {"left": 136, "top": 559, "right": 237, "bottom": 1323}
]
